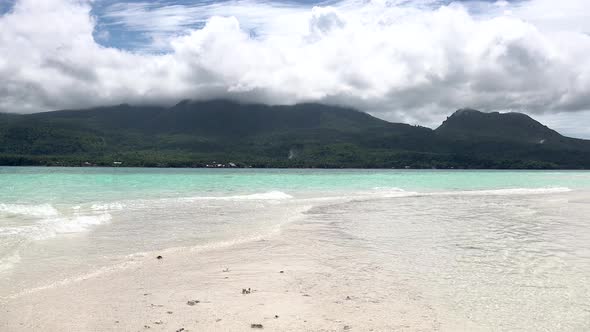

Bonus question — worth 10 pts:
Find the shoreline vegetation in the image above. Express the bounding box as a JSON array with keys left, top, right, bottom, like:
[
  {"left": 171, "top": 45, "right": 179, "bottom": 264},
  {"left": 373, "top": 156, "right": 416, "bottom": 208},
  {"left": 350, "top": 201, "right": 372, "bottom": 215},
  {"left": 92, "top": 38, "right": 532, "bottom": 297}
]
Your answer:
[
  {"left": 2, "top": 100, "right": 590, "bottom": 170},
  {"left": 0, "top": 156, "right": 576, "bottom": 169}
]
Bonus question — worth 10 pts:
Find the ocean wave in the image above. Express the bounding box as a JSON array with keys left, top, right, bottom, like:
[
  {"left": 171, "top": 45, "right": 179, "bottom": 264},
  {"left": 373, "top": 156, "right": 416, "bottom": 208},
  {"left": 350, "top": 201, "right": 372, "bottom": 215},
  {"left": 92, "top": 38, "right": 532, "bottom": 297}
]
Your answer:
[
  {"left": 438, "top": 187, "right": 572, "bottom": 196},
  {"left": 1, "top": 203, "right": 314, "bottom": 300},
  {"left": 48, "top": 213, "right": 113, "bottom": 236},
  {"left": 367, "top": 186, "right": 572, "bottom": 199},
  {"left": 231, "top": 191, "right": 294, "bottom": 200},
  {"left": 182, "top": 190, "right": 294, "bottom": 201},
  {"left": 0, "top": 203, "right": 59, "bottom": 218},
  {"left": 91, "top": 202, "right": 125, "bottom": 211},
  {"left": 0, "top": 213, "right": 112, "bottom": 242},
  {"left": 371, "top": 187, "right": 418, "bottom": 198},
  {"left": 0, "top": 211, "right": 112, "bottom": 276}
]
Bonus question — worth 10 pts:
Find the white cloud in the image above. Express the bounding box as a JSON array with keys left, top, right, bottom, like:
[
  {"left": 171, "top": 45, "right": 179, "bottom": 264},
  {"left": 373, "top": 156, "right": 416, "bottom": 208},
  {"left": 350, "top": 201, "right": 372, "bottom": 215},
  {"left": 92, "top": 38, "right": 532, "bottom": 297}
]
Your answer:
[
  {"left": 100, "top": 0, "right": 310, "bottom": 50},
  {"left": 1, "top": 0, "right": 590, "bottom": 137}
]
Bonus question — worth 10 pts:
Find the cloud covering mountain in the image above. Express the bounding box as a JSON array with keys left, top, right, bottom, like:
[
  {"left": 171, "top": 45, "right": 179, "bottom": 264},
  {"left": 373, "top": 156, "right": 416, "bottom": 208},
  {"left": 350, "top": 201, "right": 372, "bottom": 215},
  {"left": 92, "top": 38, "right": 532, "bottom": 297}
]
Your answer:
[{"left": 1, "top": 0, "right": 589, "bottom": 135}]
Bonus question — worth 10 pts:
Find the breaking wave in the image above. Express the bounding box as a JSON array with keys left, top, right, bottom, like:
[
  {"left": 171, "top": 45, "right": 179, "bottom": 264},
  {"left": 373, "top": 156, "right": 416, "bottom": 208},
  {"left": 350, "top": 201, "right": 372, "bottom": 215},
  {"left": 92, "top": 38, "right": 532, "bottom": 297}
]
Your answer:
[
  {"left": 371, "top": 186, "right": 572, "bottom": 198},
  {"left": 91, "top": 202, "right": 125, "bottom": 211},
  {"left": 0, "top": 213, "right": 113, "bottom": 241},
  {"left": 182, "top": 190, "right": 294, "bottom": 201},
  {"left": 47, "top": 214, "right": 113, "bottom": 237},
  {"left": 0, "top": 203, "right": 59, "bottom": 218},
  {"left": 436, "top": 187, "right": 572, "bottom": 196}
]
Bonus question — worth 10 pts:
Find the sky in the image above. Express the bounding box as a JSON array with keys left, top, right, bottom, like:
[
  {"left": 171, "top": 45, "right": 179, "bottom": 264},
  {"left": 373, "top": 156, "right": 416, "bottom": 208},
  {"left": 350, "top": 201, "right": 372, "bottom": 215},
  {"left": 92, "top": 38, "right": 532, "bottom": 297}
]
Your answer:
[{"left": 1, "top": 0, "right": 590, "bottom": 138}]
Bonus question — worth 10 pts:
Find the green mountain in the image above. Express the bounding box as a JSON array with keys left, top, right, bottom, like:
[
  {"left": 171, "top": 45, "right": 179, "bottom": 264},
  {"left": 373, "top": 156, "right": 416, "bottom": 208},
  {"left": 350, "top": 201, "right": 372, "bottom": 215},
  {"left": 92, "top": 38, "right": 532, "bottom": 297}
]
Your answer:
[
  {"left": 1, "top": 100, "right": 589, "bottom": 169},
  {"left": 436, "top": 108, "right": 561, "bottom": 143},
  {"left": 433, "top": 109, "right": 590, "bottom": 168}
]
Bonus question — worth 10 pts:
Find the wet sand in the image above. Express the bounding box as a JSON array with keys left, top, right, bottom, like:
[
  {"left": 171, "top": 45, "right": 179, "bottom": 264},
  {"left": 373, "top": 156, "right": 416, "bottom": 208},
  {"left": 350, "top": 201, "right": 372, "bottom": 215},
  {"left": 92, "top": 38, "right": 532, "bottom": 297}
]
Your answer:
[
  {"left": 0, "top": 213, "right": 478, "bottom": 332},
  {"left": 6, "top": 190, "right": 589, "bottom": 332}
]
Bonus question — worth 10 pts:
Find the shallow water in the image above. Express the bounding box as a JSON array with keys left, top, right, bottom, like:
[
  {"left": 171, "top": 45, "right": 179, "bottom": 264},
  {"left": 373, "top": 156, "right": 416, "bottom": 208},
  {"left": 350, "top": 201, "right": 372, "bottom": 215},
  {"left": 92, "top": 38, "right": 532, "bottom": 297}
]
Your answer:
[
  {"left": 300, "top": 193, "right": 590, "bottom": 330},
  {"left": 1, "top": 167, "right": 589, "bottom": 330}
]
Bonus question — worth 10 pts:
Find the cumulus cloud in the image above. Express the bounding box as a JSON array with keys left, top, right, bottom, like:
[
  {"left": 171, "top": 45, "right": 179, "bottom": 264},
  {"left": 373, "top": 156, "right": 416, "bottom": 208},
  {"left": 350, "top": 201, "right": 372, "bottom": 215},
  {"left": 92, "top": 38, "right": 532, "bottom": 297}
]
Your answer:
[{"left": 1, "top": 0, "right": 590, "bottom": 134}]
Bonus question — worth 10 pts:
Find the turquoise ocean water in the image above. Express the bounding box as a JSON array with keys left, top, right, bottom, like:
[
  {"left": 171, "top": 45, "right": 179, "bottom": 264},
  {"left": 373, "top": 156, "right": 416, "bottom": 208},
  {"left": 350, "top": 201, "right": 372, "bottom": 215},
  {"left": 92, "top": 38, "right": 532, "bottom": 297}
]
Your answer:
[
  {"left": 1, "top": 167, "right": 589, "bottom": 329},
  {"left": 2, "top": 167, "right": 590, "bottom": 204}
]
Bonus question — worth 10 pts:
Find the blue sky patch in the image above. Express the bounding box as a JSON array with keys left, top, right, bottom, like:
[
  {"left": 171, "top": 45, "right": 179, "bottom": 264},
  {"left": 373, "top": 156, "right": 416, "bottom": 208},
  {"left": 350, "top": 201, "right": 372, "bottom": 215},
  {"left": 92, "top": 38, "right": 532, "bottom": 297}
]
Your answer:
[{"left": 88, "top": 0, "right": 523, "bottom": 51}]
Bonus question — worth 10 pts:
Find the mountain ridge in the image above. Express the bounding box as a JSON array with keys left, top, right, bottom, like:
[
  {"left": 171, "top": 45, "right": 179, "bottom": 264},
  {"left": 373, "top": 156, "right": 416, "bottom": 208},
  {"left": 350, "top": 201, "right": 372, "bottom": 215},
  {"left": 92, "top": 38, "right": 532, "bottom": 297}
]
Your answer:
[
  {"left": 1, "top": 100, "right": 589, "bottom": 169},
  {"left": 436, "top": 108, "right": 560, "bottom": 141}
]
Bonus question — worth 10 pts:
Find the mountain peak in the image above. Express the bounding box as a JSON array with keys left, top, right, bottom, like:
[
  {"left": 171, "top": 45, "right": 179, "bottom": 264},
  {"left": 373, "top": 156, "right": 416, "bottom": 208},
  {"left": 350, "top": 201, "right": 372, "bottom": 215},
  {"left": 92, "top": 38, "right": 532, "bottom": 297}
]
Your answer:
[
  {"left": 452, "top": 108, "right": 482, "bottom": 116},
  {"left": 437, "top": 109, "right": 561, "bottom": 143},
  {"left": 449, "top": 108, "right": 535, "bottom": 120}
]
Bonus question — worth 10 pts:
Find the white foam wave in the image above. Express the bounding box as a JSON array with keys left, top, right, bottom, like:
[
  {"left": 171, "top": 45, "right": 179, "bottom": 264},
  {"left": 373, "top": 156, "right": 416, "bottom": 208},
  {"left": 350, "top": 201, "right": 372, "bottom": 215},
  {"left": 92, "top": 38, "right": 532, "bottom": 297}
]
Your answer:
[
  {"left": 182, "top": 190, "right": 294, "bottom": 201},
  {"left": 366, "top": 186, "right": 572, "bottom": 200},
  {"left": 232, "top": 191, "right": 294, "bottom": 200},
  {"left": 49, "top": 214, "right": 113, "bottom": 236},
  {"left": 91, "top": 202, "right": 125, "bottom": 211},
  {"left": 0, "top": 203, "right": 59, "bottom": 218},
  {"left": 438, "top": 187, "right": 572, "bottom": 196},
  {"left": 371, "top": 187, "right": 418, "bottom": 198},
  {"left": 1, "top": 204, "right": 314, "bottom": 300},
  {"left": 372, "top": 187, "right": 405, "bottom": 192},
  {"left": 0, "top": 227, "right": 24, "bottom": 236},
  {"left": 0, "top": 213, "right": 112, "bottom": 242}
]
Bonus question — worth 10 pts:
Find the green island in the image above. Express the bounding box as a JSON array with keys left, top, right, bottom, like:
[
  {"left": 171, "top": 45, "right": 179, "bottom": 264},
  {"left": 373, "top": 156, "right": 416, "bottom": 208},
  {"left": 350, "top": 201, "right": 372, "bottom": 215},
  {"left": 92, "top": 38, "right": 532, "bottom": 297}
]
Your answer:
[{"left": 1, "top": 100, "right": 589, "bottom": 169}]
